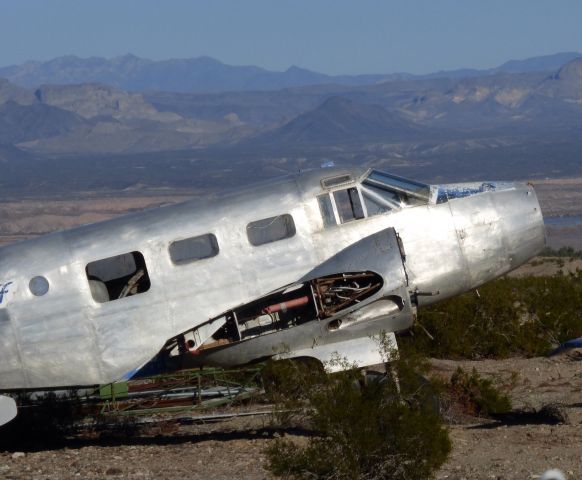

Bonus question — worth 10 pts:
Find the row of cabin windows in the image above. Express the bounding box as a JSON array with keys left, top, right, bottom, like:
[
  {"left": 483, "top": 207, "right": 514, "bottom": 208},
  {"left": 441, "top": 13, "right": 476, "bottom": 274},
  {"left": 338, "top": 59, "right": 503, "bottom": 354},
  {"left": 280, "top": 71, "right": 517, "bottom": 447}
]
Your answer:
[
  {"left": 85, "top": 183, "right": 401, "bottom": 304},
  {"left": 170, "top": 214, "right": 296, "bottom": 263},
  {"left": 86, "top": 214, "right": 296, "bottom": 303},
  {"left": 86, "top": 185, "right": 394, "bottom": 304},
  {"left": 84, "top": 181, "right": 416, "bottom": 304}
]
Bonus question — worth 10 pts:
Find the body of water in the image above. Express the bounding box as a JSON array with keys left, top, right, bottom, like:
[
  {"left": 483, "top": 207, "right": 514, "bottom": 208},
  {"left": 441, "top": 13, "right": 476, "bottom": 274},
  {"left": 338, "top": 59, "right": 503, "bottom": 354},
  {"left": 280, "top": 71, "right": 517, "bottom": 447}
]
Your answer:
[{"left": 544, "top": 215, "right": 582, "bottom": 227}]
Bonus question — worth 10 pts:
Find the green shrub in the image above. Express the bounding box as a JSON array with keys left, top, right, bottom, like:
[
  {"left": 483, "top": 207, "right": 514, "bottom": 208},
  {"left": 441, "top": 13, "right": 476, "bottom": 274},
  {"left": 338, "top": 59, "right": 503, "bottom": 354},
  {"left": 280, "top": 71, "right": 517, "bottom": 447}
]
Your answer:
[
  {"left": 262, "top": 358, "right": 327, "bottom": 425},
  {"left": 448, "top": 367, "right": 512, "bottom": 417},
  {"left": 540, "top": 246, "right": 582, "bottom": 258},
  {"left": 401, "top": 273, "right": 582, "bottom": 359},
  {"left": 264, "top": 355, "right": 451, "bottom": 480}
]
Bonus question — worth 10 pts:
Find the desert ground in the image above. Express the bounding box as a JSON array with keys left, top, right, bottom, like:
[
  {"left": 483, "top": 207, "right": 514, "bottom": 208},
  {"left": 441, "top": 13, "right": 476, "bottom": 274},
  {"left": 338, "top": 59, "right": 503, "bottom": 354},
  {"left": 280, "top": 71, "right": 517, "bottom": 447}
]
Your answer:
[
  {"left": 1, "top": 177, "right": 581, "bottom": 479},
  {"left": 533, "top": 177, "right": 582, "bottom": 217},
  {"left": 0, "top": 350, "right": 580, "bottom": 480},
  {"left": 534, "top": 177, "right": 582, "bottom": 250},
  {"left": 0, "top": 190, "right": 197, "bottom": 247}
]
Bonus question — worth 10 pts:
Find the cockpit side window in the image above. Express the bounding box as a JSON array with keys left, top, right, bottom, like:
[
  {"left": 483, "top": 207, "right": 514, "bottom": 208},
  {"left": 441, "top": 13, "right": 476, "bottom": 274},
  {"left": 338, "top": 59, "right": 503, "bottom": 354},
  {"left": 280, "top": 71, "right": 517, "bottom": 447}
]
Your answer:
[
  {"left": 318, "top": 186, "right": 367, "bottom": 228},
  {"left": 333, "top": 187, "right": 365, "bottom": 223},
  {"left": 317, "top": 194, "right": 336, "bottom": 228}
]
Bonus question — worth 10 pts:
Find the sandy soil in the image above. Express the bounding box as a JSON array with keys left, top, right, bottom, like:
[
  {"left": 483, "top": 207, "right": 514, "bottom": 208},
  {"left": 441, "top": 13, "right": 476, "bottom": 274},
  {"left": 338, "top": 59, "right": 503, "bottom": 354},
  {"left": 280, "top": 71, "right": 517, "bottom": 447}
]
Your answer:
[
  {"left": 1, "top": 351, "right": 580, "bottom": 480},
  {"left": 532, "top": 177, "right": 582, "bottom": 218},
  {"left": 433, "top": 353, "right": 582, "bottom": 480},
  {"left": 0, "top": 422, "right": 275, "bottom": 479},
  {"left": 509, "top": 256, "right": 582, "bottom": 277},
  {"left": 0, "top": 192, "right": 195, "bottom": 247}
]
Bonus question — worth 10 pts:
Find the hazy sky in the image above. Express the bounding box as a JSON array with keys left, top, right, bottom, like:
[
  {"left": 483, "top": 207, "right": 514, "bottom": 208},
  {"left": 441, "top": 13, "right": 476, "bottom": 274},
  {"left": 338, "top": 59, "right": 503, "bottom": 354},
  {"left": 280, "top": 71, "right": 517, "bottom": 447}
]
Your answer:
[{"left": 1, "top": 0, "right": 581, "bottom": 74}]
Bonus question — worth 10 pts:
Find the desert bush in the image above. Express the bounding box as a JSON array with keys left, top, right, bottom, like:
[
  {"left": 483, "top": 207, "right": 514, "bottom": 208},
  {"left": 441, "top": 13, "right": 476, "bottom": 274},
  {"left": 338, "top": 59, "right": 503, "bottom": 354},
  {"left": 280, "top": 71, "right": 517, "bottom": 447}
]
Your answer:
[
  {"left": 262, "top": 357, "right": 327, "bottom": 425},
  {"left": 447, "top": 367, "right": 512, "bottom": 417},
  {"left": 540, "top": 246, "right": 582, "bottom": 258},
  {"left": 402, "top": 273, "right": 582, "bottom": 359},
  {"left": 264, "top": 353, "right": 451, "bottom": 480}
]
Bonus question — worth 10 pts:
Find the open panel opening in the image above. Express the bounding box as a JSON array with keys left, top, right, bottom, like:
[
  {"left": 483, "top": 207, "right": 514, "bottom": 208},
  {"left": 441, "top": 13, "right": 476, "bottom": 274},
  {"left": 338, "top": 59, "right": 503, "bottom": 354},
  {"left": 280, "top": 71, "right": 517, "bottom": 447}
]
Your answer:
[{"left": 162, "top": 271, "right": 384, "bottom": 360}]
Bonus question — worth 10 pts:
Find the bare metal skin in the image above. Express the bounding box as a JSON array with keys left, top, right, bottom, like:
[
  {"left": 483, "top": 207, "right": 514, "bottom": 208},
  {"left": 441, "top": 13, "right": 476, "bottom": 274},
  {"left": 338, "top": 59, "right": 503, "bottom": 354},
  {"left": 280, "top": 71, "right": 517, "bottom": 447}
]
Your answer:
[{"left": 0, "top": 167, "right": 545, "bottom": 401}]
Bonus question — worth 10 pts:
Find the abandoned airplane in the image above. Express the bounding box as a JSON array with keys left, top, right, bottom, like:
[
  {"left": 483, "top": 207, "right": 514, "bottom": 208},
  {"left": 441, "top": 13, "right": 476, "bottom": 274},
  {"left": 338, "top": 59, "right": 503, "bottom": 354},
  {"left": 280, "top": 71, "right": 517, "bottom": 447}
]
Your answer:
[{"left": 0, "top": 167, "right": 545, "bottom": 425}]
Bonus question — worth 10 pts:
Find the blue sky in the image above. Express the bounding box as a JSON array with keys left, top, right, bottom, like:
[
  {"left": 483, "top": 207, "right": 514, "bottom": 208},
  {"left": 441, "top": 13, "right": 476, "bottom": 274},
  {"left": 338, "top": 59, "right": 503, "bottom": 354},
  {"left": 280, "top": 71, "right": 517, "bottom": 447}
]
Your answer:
[{"left": 1, "top": 0, "right": 581, "bottom": 74}]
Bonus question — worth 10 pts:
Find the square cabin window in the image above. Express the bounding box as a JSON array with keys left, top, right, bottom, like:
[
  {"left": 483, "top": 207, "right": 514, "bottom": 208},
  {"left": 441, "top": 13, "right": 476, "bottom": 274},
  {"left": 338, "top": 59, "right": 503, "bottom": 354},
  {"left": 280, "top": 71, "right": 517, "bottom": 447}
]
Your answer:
[
  {"left": 247, "top": 214, "right": 296, "bottom": 246},
  {"left": 170, "top": 233, "right": 219, "bottom": 265},
  {"left": 86, "top": 251, "right": 150, "bottom": 303}
]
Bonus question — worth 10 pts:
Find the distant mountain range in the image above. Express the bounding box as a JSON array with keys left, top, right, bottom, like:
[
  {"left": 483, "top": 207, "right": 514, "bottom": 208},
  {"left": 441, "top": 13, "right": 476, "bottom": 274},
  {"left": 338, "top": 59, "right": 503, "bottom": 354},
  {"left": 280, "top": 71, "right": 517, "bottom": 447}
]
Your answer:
[
  {"left": 2, "top": 52, "right": 582, "bottom": 194},
  {"left": 1, "top": 56, "right": 581, "bottom": 153},
  {"left": 0, "top": 52, "right": 580, "bottom": 93},
  {"left": 0, "top": 54, "right": 393, "bottom": 93}
]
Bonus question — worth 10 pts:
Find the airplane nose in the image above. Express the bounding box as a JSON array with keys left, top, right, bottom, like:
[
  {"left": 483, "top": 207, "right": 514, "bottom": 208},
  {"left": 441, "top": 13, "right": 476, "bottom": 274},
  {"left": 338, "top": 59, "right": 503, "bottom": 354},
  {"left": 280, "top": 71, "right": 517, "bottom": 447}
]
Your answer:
[
  {"left": 495, "top": 182, "right": 546, "bottom": 271},
  {"left": 448, "top": 182, "right": 545, "bottom": 288}
]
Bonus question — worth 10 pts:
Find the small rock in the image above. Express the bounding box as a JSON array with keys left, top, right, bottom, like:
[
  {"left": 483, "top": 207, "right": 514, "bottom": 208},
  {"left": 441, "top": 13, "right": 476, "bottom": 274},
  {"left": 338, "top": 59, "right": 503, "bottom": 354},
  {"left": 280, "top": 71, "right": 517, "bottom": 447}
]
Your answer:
[{"left": 11, "top": 452, "right": 25, "bottom": 459}]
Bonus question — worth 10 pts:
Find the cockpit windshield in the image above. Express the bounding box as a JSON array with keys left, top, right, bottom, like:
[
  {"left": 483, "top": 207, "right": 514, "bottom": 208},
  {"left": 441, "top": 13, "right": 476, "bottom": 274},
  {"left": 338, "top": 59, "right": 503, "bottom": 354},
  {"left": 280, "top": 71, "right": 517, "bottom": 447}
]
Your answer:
[
  {"left": 361, "top": 170, "right": 430, "bottom": 214},
  {"left": 316, "top": 169, "right": 432, "bottom": 229}
]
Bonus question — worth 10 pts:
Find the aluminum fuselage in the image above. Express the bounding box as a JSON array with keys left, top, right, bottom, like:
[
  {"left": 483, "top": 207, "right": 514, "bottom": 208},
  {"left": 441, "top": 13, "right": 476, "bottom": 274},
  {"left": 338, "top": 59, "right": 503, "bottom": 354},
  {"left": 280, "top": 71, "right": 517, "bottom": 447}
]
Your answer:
[{"left": 0, "top": 167, "right": 545, "bottom": 390}]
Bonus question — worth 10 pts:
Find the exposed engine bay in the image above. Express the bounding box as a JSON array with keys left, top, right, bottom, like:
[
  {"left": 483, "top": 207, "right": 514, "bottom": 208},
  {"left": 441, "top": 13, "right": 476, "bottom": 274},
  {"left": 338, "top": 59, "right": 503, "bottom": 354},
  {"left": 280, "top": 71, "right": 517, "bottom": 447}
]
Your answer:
[{"left": 179, "top": 271, "right": 384, "bottom": 354}]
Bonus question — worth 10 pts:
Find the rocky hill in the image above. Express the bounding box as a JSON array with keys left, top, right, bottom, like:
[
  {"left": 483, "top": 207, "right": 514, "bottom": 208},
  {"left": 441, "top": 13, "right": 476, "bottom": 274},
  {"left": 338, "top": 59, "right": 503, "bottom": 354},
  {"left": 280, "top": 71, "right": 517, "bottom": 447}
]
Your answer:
[
  {"left": 0, "top": 79, "right": 253, "bottom": 155},
  {"left": 253, "top": 96, "right": 422, "bottom": 145},
  {"left": 0, "top": 78, "right": 35, "bottom": 105},
  {"left": 0, "top": 101, "right": 88, "bottom": 144},
  {"left": 33, "top": 83, "right": 176, "bottom": 121},
  {"left": 539, "top": 57, "right": 582, "bottom": 100}
]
